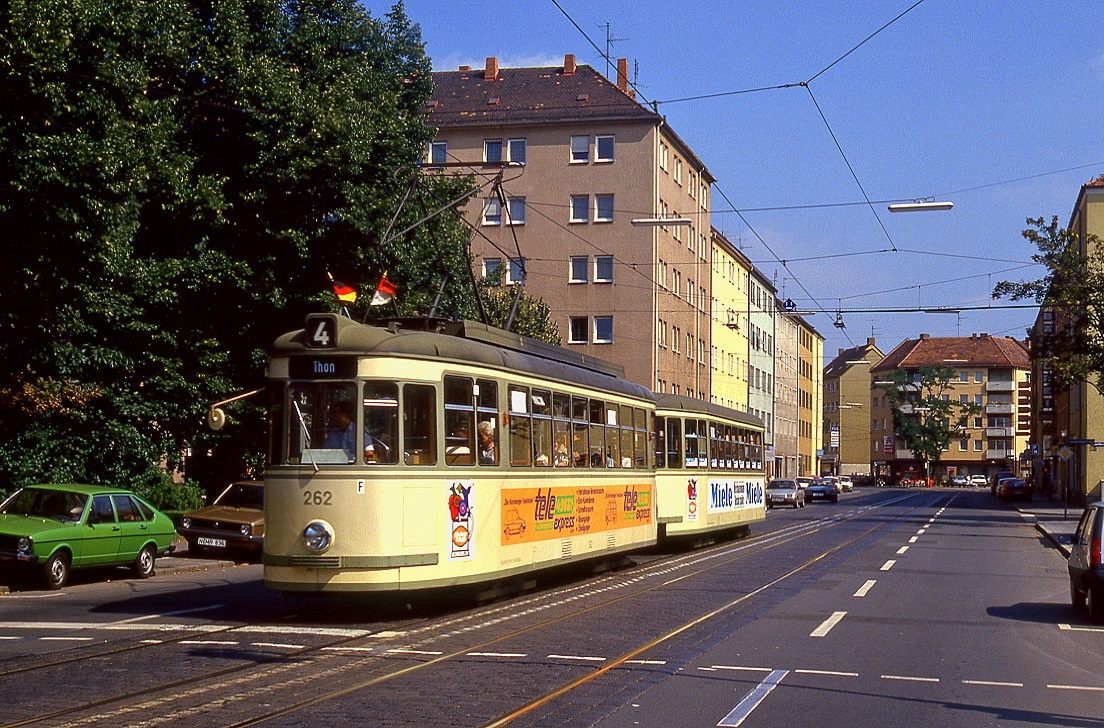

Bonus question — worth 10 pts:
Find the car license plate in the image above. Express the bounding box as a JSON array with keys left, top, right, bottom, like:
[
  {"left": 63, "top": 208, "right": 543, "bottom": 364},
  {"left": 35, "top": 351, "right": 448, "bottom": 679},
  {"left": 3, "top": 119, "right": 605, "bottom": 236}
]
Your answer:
[{"left": 197, "top": 537, "right": 227, "bottom": 548}]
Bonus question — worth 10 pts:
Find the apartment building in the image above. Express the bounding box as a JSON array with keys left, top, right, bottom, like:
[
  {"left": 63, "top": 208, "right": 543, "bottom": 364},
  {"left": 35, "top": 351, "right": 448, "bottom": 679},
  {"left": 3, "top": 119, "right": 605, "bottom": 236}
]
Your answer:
[
  {"left": 429, "top": 56, "right": 714, "bottom": 397},
  {"left": 749, "top": 267, "right": 778, "bottom": 475},
  {"left": 773, "top": 310, "right": 801, "bottom": 478},
  {"left": 710, "top": 229, "right": 751, "bottom": 412},
  {"left": 822, "top": 338, "right": 883, "bottom": 476},
  {"left": 870, "top": 333, "right": 1032, "bottom": 484},
  {"left": 1032, "top": 175, "right": 1104, "bottom": 502},
  {"left": 797, "top": 318, "right": 825, "bottom": 476}
]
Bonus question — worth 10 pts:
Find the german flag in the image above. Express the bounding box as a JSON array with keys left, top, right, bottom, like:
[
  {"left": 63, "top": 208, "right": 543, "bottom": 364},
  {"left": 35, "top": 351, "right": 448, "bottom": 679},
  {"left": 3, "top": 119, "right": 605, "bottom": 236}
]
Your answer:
[{"left": 327, "top": 272, "right": 357, "bottom": 303}]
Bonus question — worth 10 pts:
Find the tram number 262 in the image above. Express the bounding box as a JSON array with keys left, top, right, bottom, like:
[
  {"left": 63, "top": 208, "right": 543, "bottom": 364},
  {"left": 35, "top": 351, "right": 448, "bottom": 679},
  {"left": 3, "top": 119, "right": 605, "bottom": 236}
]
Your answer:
[{"left": 303, "top": 490, "right": 333, "bottom": 506}]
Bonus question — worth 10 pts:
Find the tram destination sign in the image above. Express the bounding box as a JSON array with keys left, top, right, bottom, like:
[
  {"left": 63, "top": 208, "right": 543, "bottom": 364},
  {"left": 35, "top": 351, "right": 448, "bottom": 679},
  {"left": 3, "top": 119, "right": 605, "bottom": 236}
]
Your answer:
[{"left": 289, "top": 356, "right": 357, "bottom": 380}]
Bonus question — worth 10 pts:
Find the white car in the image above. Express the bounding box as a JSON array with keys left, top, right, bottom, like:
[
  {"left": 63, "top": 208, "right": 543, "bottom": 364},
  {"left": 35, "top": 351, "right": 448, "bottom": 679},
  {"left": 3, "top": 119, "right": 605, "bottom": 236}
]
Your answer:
[
  {"left": 968, "top": 474, "right": 987, "bottom": 487},
  {"left": 837, "top": 476, "right": 854, "bottom": 493}
]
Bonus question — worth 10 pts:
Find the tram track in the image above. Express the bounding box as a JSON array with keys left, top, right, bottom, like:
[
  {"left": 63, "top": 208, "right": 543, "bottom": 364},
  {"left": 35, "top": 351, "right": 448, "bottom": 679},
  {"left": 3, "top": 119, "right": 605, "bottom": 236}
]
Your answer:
[{"left": 0, "top": 490, "right": 939, "bottom": 728}]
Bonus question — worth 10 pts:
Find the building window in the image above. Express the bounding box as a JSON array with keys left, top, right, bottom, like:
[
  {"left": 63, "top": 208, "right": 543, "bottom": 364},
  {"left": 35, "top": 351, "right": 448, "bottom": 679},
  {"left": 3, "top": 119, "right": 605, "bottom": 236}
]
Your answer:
[
  {"left": 974, "top": 417, "right": 983, "bottom": 428},
  {"left": 570, "top": 195, "right": 589, "bottom": 223},
  {"left": 507, "top": 257, "right": 526, "bottom": 284},
  {"left": 974, "top": 394, "right": 983, "bottom": 405},
  {"left": 570, "top": 135, "right": 589, "bottom": 163},
  {"left": 596, "top": 135, "right": 614, "bottom": 162},
  {"left": 506, "top": 197, "right": 525, "bottom": 225},
  {"left": 594, "top": 316, "right": 613, "bottom": 344},
  {"left": 430, "top": 141, "right": 447, "bottom": 165},
  {"left": 975, "top": 371, "right": 984, "bottom": 383},
  {"left": 570, "top": 256, "right": 588, "bottom": 283},
  {"left": 973, "top": 439, "right": 983, "bottom": 451},
  {"left": 568, "top": 317, "right": 588, "bottom": 344},
  {"left": 594, "top": 255, "right": 614, "bottom": 283},
  {"left": 595, "top": 194, "right": 614, "bottom": 222},
  {"left": 959, "top": 371, "right": 968, "bottom": 383},
  {"left": 674, "top": 157, "right": 682, "bottom": 185},
  {"left": 482, "top": 258, "right": 501, "bottom": 279},
  {"left": 960, "top": 438, "right": 968, "bottom": 451},
  {"left": 660, "top": 143, "right": 669, "bottom": 171},
  {"left": 484, "top": 140, "right": 503, "bottom": 163},
  {"left": 507, "top": 138, "right": 526, "bottom": 164},
  {"left": 482, "top": 197, "right": 502, "bottom": 226}
]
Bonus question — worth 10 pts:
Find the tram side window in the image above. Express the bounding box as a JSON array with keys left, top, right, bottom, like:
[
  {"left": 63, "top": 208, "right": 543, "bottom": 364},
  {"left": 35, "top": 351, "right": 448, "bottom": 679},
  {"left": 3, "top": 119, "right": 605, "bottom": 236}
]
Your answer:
[
  {"left": 553, "top": 393, "right": 571, "bottom": 467},
  {"left": 605, "top": 403, "right": 622, "bottom": 468},
  {"left": 709, "top": 423, "right": 721, "bottom": 470},
  {"left": 477, "top": 378, "right": 499, "bottom": 466},
  {"left": 363, "top": 382, "right": 398, "bottom": 464},
  {"left": 666, "top": 417, "right": 682, "bottom": 469},
  {"left": 509, "top": 385, "right": 532, "bottom": 467},
  {"left": 532, "top": 389, "right": 553, "bottom": 466},
  {"left": 618, "top": 405, "right": 633, "bottom": 468},
  {"left": 403, "top": 384, "right": 437, "bottom": 466},
  {"left": 654, "top": 416, "right": 666, "bottom": 469},
  {"left": 633, "top": 407, "right": 647, "bottom": 469},
  {"left": 684, "top": 419, "right": 699, "bottom": 468},
  {"left": 589, "top": 399, "right": 607, "bottom": 467},
  {"left": 736, "top": 427, "right": 747, "bottom": 469},
  {"left": 444, "top": 376, "right": 476, "bottom": 466},
  {"left": 287, "top": 383, "right": 358, "bottom": 465},
  {"left": 267, "top": 382, "right": 285, "bottom": 466},
  {"left": 571, "top": 396, "right": 589, "bottom": 467}
]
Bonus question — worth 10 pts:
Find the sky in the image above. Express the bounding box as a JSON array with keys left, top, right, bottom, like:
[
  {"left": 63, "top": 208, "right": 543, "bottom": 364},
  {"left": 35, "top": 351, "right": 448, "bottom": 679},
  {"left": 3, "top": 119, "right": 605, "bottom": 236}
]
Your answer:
[{"left": 370, "top": 0, "right": 1104, "bottom": 363}]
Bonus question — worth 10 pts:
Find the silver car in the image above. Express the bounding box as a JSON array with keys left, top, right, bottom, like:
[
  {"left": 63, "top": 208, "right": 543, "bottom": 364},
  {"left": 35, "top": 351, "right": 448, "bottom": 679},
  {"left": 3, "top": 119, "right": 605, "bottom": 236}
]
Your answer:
[{"left": 766, "top": 479, "right": 805, "bottom": 509}]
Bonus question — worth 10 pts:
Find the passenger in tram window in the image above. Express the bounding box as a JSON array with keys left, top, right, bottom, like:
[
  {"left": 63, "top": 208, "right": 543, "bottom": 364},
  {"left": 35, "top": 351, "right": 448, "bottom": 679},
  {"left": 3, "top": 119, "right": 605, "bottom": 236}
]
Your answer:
[
  {"left": 324, "top": 401, "right": 357, "bottom": 462},
  {"left": 553, "top": 428, "right": 571, "bottom": 467},
  {"left": 477, "top": 419, "right": 498, "bottom": 465}
]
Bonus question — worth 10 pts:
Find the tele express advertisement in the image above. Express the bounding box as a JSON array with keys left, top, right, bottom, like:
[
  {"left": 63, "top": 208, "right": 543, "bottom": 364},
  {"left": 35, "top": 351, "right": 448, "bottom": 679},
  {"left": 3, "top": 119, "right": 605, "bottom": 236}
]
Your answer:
[{"left": 500, "top": 484, "right": 652, "bottom": 545}]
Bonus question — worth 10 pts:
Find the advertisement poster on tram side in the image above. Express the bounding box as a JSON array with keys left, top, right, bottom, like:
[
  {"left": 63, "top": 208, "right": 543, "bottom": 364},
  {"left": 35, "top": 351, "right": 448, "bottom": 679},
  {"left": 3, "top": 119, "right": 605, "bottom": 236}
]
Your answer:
[
  {"left": 686, "top": 478, "right": 699, "bottom": 522},
  {"left": 448, "top": 480, "right": 474, "bottom": 560},
  {"left": 706, "top": 478, "right": 765, "bottom": 514},
  {"left": 500, "top": 484, "right": 652, "bottom": 546}
]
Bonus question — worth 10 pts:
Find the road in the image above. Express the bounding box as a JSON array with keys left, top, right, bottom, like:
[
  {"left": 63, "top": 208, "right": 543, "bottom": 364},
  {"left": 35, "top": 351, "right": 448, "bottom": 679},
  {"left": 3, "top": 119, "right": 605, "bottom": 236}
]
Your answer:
[{"left": 0, "top": 488, "right": 1093, "bottom": 727}]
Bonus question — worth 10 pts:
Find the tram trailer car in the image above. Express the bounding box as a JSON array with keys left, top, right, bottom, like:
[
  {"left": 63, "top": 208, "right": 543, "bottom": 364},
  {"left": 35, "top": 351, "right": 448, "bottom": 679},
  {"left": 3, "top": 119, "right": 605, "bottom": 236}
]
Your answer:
[
  {"left": 263, "top": 314, "right": 660, "bottom": 594},
  {"left": 652, "top": 394, "right": 766, "bottom": 541}
]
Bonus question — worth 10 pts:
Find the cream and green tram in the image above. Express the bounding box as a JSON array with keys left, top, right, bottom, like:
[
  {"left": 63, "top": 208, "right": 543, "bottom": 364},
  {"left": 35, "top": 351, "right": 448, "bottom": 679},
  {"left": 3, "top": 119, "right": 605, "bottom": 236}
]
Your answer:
[
  {"left": 652, "top": 394, "right": 766, "bottom": 539},
  {"left": 262, "top": 314, "right": 657, "bottom": 594}
]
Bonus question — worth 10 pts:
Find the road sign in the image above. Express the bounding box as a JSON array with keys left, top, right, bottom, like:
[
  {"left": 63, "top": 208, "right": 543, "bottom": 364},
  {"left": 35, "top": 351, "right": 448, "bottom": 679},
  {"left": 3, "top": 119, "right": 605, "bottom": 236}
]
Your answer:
[
  {"left": 1068, "top": 438, "right": 1096, "bottom": 445},
  {"left": 1058, "top": 445, "right": 1074, "bottom": 461}
]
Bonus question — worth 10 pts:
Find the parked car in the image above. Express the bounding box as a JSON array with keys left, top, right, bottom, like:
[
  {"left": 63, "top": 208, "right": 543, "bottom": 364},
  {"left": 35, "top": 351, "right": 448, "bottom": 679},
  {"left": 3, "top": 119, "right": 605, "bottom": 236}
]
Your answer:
[
  {"left": 948, "top": 475, "right": 970, "bottom": 487},
  {"left": 795, "top": 476, "right": 813, "bottom": 491},
  {"left": 968, "top": 474, "right": 988, "bottom": 487},
  {"left": 997, "top": 478, "right": 1031, "bottom": 502},
  {"left": 1069, "top": 502, "right": 1104, "bottom": 621},
  {"left": 177, "top": 481, "right": 264, "bottom": 557},
  {"left": 991, "top": 470, "right": 1016, "bottom": 496},
  {"left": 766, "top": 479, "right": 805, "bottom": 509},
  {"left": 805, "top": 478, "right": 839, "bottom": 503},
  {"left": 0, "top": 484, "right": 176, "bottom": 589},
  {"left": 837, "top": 476, "right": 854, "bottom": 493}
]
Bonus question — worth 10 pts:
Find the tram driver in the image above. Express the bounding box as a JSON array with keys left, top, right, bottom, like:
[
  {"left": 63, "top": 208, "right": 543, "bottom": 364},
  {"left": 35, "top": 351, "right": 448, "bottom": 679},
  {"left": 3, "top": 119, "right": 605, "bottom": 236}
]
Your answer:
[{"left": 324, "top": 401, "right": 358, "bottom": 462}]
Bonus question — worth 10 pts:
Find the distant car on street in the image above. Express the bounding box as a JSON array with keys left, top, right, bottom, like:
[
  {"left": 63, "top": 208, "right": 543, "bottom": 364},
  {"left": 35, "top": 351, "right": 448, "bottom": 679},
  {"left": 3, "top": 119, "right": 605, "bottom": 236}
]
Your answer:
[
  {"left": 996, "top": 478, "right": 1031, "bottom": 502},
  {"left": 795, "top": 477, "right": 813, "bottom": 491},
  {"left": 177, "top": 481, "right": 264, "bottom": 557},
  {"left": 991, "top": 470, "right": 1016, "bottom": 496},
  {"left": 949, "top": 475, "right": 970, "bottom": 487},
  {"left": 1069, "top": 502, "right": 1104, "bottom": 621},
  {"left": 766, "top": 479, "right": 804, "bottom": 509},
  {"left": 805, "top": 478, "right": 839, "bottom": 503},
  {"left": 968, "top": 474, "right": 988, "bottom": 487},
  {"left": 0, "top": 484, "right": 176, "bottom": 589}
]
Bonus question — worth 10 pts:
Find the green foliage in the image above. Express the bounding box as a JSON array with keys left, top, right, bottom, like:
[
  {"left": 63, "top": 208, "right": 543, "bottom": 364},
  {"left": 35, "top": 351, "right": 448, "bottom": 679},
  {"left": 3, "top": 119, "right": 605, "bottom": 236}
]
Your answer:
[
  {"left": 993, "top": 216, "right": 1104, "bottom": 394},
  {"left": 879, "top": 365, "right": 981, "bottom": 474},
  {"left": 474, "top": 267, "right": 561, "bottom": 344},
  {"left": 0, "top": 0, "right": 480, "bottom": 492}
]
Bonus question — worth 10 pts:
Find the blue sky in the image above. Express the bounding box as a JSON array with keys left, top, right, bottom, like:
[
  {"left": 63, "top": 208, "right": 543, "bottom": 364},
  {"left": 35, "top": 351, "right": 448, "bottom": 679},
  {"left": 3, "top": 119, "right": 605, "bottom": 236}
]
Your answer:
[{"left": 374, "top": 0, "right": 1104, "bottom": 361}]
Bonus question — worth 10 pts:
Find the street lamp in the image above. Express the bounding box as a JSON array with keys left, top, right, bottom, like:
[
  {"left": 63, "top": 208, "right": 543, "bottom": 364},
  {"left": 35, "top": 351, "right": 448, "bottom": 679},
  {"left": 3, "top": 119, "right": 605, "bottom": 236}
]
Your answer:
[{"left": 888, "top": 200, "right": 954, "bottom": 212}]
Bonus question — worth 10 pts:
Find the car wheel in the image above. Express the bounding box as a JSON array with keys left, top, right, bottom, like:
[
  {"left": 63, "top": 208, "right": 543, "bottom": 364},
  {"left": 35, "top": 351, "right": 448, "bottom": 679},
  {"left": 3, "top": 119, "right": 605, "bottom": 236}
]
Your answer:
[
  {"left": 42, "top": 551, "right": 70, "bottom": 590},
  {"left": 133, "top": 544, "right": 156, "bottom": 579},
  {"left": 1072, "top": 579, "right": 1086, "bottom": 611},
  {"left": 1089, "top": 586, "right": 1104, "bottom": 623},
  {"left": 832, "top": 496, "right": 838, "bottom": 503}
]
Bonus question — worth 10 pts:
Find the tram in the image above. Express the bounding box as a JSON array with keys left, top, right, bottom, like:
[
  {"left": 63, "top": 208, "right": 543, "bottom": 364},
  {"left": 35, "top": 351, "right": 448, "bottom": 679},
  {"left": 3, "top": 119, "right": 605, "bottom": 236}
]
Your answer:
[
  {"left": 653, "top": 394, "right": 766, "bottom": 540},
  {"left": 261, "top": 313, "right": 765, "bottom": 594}
]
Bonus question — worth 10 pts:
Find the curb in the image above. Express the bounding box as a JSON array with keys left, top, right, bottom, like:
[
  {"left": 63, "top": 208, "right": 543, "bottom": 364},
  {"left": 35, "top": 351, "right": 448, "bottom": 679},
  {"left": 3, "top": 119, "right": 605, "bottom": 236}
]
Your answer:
[{"left": 1033, "top": 521, "right": 1071, "bottom": 558}]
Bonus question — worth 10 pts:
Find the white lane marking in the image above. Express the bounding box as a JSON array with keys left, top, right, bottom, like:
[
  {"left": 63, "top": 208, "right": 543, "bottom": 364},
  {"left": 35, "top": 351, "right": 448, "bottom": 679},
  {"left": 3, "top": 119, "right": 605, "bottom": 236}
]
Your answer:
[
  {"left": 387, "top": 648, "right": 443, "bottom": 656},
  {"left": 908, "top": 536, "right": 918, "bottom": 543},
  {"left": 917, "top": 529, "right": 927, "bottom": 535},
  {"left": 251, "top": 642, "right": 305, "bottom": 650},
  {"left": 467, "top": 652, "right": 527, "bottom": 658},
  {"left": 810, "top": 611, "right": 847, "bottom": 638},
  {"left": 627, "top": 659, "right": 667, "bottom": 665},
  {"left": 180, "top": 640, "right": 238, "bottom": 646},
  {"left": 1059, "top": 623, "right": 1104, "bottom": 633},
  {"left": 962, "top": 679, "right": 1023, "bottom": 687},
  {"left": 854, "top": 580, "right": 877, "bottom": 597},
  {"left": 717, "top": 669, "right": 789, "bottom": 727},
  {"left": 40, "top": 636, "right": 93, "bottom": 642},
  {"left": 548, "top": 654, "right": 606, "bottom": 662},
  {"left": 881, "top": 560, "right": 896, "bottom": 571},
  {"left": 234, "top": 625, "right": 370, "bottom": 637},
  {"left": 881, "top": 674, "right": 939, "bottom": 683},
  {"left": 322, "top": 646, "right": 374, "bottom": 652},
  {"left": 0, "top": 636, "right": 20, "bottom": 641},
  {"left": 0, "top": 621, "right": 367, "bottom": 637},
  {"left": 140, "top": 640, "right": 163, "bottom": 644},
  {"left": 896, "top": 546, "right": 909, "bottom": 555},
  {"left": 1048, "top": 684, "right": 1104, "bottom": 692},
  {"left": 795, "top": 669, "right": 858, "bottom": 677},
  {"left": 108, "top": 605, "right": 223, "bottom": 625},
  {"left": 707, "top": 665, "right": 774, "bottom": 673}
]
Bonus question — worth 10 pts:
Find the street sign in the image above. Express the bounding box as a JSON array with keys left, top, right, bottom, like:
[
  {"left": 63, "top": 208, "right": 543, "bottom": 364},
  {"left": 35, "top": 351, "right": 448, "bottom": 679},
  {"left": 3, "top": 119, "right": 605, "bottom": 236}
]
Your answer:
[
  {"left": 1068, "top": 438, "right": 1096, "bottom": 445},
  {"left": 1058, "top": 445, "right": 1074, "bottom": 461}
]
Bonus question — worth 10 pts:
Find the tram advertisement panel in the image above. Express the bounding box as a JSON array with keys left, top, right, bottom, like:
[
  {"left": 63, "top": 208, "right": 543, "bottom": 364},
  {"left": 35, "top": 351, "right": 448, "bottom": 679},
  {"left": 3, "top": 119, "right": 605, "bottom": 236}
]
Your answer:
[
  {"left": 500, "top": 484, "right": 652, "bottom": 545},
  {"left": 706, "top": 478, "right": 765, "bottom": 514}
]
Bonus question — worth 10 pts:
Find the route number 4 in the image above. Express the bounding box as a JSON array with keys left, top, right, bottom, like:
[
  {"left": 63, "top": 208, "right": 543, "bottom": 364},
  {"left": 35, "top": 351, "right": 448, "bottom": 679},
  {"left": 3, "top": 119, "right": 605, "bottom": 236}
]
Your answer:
[{"left": 304, "top": 315, "right": 337, "bottom": 349}]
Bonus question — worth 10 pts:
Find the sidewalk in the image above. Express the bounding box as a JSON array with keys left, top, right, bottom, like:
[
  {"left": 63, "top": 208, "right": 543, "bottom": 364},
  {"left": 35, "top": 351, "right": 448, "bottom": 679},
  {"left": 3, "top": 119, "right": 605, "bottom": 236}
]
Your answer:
[
  {"left": 156, "top": 540, "right": 260, "bottom": 575},
  {"left": 1014, "top": 499, "right": 1080, "bottom": 558}
]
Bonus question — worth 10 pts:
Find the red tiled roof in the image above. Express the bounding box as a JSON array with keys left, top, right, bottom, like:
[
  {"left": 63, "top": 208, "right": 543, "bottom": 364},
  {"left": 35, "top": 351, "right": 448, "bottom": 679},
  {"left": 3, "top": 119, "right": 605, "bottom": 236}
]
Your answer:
[
  {"left": 1087, "top": 174, "right": 1104, "bottom": 188},
  {"left": 429, "top": 64, "right": 659, "bottom": 127},
  {"left": 870, "top": 335, "right": 1030, "bottom": 373}
]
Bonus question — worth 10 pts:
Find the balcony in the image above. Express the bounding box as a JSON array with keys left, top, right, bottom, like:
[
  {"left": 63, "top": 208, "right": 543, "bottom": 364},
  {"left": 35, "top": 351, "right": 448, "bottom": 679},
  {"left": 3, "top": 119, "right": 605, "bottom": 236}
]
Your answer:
[
  {"left": 986, "top": 380, "right": 1016, "bottom": 393},
  {"left": 986, "top": 449, "right": 1014, "bottom": 460},
  {"left": 985, "top": 403, "right": 1014, "bottom": 414},
  {"left": 986, "top": 427, "right": 1015, "bottom": 438}
]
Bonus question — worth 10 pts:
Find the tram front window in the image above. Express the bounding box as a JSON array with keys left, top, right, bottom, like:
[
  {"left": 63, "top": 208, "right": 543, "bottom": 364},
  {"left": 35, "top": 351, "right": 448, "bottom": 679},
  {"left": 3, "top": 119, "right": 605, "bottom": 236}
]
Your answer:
[{"left": 287, "top": 383, "right": 358, "bottom": 464}]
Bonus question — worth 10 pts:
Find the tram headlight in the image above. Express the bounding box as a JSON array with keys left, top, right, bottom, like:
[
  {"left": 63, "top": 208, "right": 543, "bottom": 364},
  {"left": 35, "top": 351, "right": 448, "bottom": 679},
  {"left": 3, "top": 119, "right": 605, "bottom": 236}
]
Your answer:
[{"left": 302, "top": 521, "right": 334, "bottom": 553}]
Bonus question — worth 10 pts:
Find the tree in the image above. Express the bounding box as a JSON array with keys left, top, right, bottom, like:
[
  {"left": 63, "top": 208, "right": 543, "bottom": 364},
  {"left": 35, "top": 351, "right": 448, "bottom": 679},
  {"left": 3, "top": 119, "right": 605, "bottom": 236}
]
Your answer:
[
  {"left": 993, "top": 216, "right": 1104, "bottom": 394},
  {"left": 475, "top": 267, "right": 561, "bottom": 345},
  {"left": 878, "top": 365, "right": 981, "bottom": 482},
  {"left": 0, "top": 0, "right": 499, "bottom": 502}
]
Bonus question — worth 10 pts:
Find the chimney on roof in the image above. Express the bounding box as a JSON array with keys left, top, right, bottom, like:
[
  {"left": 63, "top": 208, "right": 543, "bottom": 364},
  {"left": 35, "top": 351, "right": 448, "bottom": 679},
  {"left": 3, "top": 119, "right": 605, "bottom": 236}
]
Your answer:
[
  {"left": 458, "top": 65, "right": 471, "bottom": 71},
  {"left": 867, "top": 337, "right": 876, "bottom": 346},
  {"left": 564, "top": 54, "right": 576, "bottom": 76},
  {"left": 919, "top": 333, "right": 930, "bottom": 340},
  {"left": 616, "top": 58, "right": 635, "bottom": 99},
  {"left": 485, "top": 57, "right": 499, "bottom": 81},
  {"left": 839, "top": 348, "right": 845, "bottom": 355}
]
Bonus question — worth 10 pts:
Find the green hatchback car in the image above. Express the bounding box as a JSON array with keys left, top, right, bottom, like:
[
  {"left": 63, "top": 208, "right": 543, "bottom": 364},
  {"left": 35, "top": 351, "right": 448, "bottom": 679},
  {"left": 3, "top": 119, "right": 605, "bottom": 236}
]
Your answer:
[{"left": 0, "top": 484, "right": 177, "bottom": 589}]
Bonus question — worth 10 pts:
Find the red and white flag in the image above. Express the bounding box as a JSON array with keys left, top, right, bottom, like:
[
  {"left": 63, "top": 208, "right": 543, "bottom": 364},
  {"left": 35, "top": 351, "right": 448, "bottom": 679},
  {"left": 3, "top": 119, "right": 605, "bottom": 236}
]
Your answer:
[{"left": 370, "top": 272, "right": 397, "bottom": 306}]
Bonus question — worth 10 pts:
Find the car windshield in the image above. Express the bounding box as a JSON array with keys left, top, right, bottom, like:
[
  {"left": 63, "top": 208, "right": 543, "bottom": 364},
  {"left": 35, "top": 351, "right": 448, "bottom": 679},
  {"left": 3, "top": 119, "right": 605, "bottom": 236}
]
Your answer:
[
  {"left": 768, "top": 481, "right": 796, "bottom": 490},
  {"left": 213, "top": 483, "right": 264, "bottom": 509},
  {"left": 0, "top": 489, "right": 87, "bottom": 523},
  {"left": 811, "top": 479, "right": 832, "bottom": 487}
]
